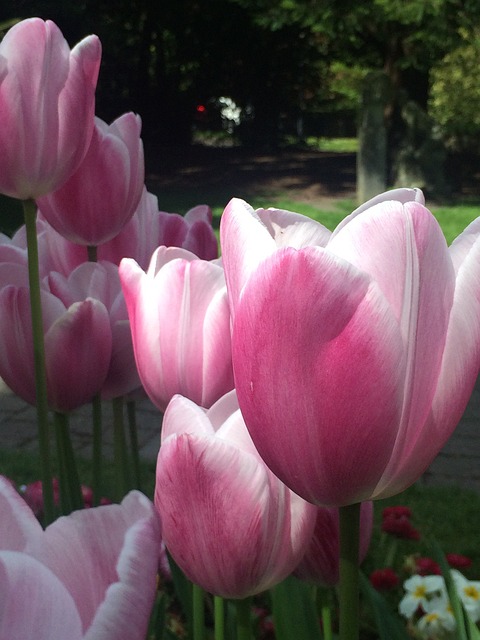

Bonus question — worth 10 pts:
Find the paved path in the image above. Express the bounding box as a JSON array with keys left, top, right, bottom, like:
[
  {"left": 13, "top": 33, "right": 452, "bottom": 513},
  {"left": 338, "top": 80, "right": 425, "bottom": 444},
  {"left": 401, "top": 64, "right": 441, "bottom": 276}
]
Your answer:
[{"left": 1, "top": 377, "right": 479, "bottom": 493}]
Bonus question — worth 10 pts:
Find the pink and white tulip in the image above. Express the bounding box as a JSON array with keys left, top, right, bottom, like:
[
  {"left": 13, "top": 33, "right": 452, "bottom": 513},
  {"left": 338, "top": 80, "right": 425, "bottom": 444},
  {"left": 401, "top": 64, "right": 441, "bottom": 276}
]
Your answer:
[
  {"left": 221, "top": 191, "right": 480, "bottom": 506},
  {"left": 47, "top": 261, "right": 141, "bottom": 398},
  {"left": 119, "top": 246, "right": 234, "bottom": 410},
  {"left": 155, "top": 391, "right": 316, "bottom": 598},
  {"left": 0, "top": 18, "right": 101, "bottom": 200},
  {"left": 0, "top": 476, "right": 161, "bottom": 639},
  {"left": 37, "top": 113, "right": 144, "bottom": 245},
  {"left": 0, "top": 286, "right": 111, "bottom": 411}
]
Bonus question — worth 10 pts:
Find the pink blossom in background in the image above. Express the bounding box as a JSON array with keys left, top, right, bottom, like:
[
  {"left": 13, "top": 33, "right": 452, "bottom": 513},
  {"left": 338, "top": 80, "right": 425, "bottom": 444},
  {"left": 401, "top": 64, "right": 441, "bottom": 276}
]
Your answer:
[
  {"left": 0, "top": 286, "right": 112, "bottom": 411},
  {"left": 293, "top": 501, "right": 373, "bottom": 586},
  {"left": 97, "top": 188, "right": 218, "bottom": 268},
  {"left": 221, "top": 191, "right": 480, "bottom": 507},
  {"left": 0, "top": 476, "right": 161, "bottom": 639},
  {"left": 155, "top": 391, "right": 316, "bottom": 598},
  {"left": 119, "top": 246, "right": 234, "bottom": 411},
  {"left": 37, "top": 113, "right": 144, "bottom": 245},
  {"left": 47, "top": 261, "right": 141, "bottom": 399},
  {"left": 0, "top": 18, "right": 101, "bottom": 200}
]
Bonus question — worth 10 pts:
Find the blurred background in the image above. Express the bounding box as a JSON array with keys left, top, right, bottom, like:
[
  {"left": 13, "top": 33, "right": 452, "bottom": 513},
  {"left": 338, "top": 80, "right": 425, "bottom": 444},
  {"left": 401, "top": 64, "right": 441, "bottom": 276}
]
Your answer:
[{"left": 3, "top": 1, "right": 480, "bottom": 202}]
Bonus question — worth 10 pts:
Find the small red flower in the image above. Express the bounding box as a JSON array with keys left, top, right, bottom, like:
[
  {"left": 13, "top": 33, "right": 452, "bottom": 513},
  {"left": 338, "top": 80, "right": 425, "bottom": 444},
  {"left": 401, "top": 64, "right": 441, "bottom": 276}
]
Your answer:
[
  {"left": 382, "top": 514, "right": 420, "bottom": 540},
  {"left": 446, "top": 553, "right": 472, "bottom": 569},
  {"left": 370, "top": 568, "right": 400, "bottom": 590},
  {"left": 382, "top": 506, "right": 412, "bottom": 520},
  {"left": 415, "top": 556, "right": 441, "bottom": 576}
]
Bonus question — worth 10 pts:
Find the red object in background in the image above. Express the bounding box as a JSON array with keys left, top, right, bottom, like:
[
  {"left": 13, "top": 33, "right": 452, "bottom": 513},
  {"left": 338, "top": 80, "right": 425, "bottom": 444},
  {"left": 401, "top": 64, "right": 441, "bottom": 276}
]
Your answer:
[
  {"left": 382, "top": 514, "right": 420, "bottom": 540},
  {"left": 415, "top": 556, "right": 441, "bottom": 576},
  {"left": 370, "top": 568, "right": 400, "bottom": 590},
  {"left": 382, "top": 505, "right": 412, "bottom": 519},
  {"left": 446, "top": 553, "right": 472, "bottom": 569},
  {"left": 196, "top": 104, "right": 206, "bottom": 113}
]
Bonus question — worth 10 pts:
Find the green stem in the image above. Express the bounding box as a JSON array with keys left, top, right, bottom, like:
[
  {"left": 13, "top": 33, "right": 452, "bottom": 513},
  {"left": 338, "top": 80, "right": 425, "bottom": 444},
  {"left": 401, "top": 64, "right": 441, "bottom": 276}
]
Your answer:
[
  {"left": 192, "top": 584, "right": 206, "bottom": 640},
  {"left": 53, "top": 411, "right": 83, "bottom": 514},
  {"left": 214, "top": 596, "right": 225, "bottom": 640},
  {"left": 235, "top": 597, "right": 252, "bottom": 640},
  {"left": 92, "top": 393, "right": 103, "bottom": 505},
  {"left": 112, "top": 396, "right": 130, "bottom": 501},
  {"left": 339, "top": 502, "right": 361, "bottom": 640},
  {"left": 316, "top": 587, "right": 333, "bottom": 640},
  {"left": 127, "top": 399, "right": 142, "bottom": 490},
  {"left": 23, "top": 199, "right": 55, "bottom": 525}
]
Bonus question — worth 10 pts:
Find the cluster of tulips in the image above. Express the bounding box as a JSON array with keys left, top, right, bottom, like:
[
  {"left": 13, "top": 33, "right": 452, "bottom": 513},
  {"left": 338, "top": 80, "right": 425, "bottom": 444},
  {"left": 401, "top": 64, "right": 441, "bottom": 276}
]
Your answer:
[{"left": 1, "top": 16, "right": 480, "bottom": 640}]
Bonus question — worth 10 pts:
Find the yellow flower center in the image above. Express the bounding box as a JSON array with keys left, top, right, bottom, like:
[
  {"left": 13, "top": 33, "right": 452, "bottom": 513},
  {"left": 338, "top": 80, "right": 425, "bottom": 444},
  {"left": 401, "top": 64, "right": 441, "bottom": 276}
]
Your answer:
[
  {"left": 414, "top": 585, "right": 427, "bottom": 598},
  {"left": 425, "top": 612, "right": 440, "bottom": 622},
  {"left": 463, "top": 585, "right": 480, "bottom": 600}
]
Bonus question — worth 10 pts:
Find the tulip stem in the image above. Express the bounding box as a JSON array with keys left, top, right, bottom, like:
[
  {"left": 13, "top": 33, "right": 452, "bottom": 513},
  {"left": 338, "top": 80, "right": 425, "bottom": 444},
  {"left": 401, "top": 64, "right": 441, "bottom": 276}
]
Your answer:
[
  {"left": 127, "top": 399, "right": 142, "bottom": 490},
  {"left": 235, "top": 597, "right": 252, "bottom": 640},
  {"left": 339, "top": 502, "right": 361, "bottom": 640},
  {"left": 54, "top": 411, "right": 83, "bottom": 514},
  {"left": 112, "top": 396, "right": 130, "bottom": 501},
  {"left": 92, "top": 393, "right": 103, "bottom": 505},
  {"left": 214, "top": 596, "right": 225, "bottom": 640},
  {"left": 87, "top": 245, "right": 97, "bottom": 262},
  {"left": 192, "top": 583, "right": 206, "bottom": 640},
  {"left": 23, "top": 198, "right": 55, "bottom": 525}
]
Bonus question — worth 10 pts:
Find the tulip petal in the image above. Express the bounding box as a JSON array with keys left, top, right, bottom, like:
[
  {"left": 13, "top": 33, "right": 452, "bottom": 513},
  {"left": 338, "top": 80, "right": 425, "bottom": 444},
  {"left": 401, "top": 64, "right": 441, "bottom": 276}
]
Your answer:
[
  {"left": 0, "top": 550, "right": 83, "bottom": 639},
  {"left": 375, "top": 217, "right": 480, "bottom": 497},
  {"left": 157, "top": 432, "right": 284, "bottom": 597},
  {"left": 257, "top": 207, "right": 331, "bottom": 249},
  {"left": 233, "top": 246, "right": 405, "bottom": 506},
  {"left": 0, "top": 476, "right": 43, "bottom": 550},
  {"left": 45, "top": 298, "right": 112, "bottom": 411},
  {"left": 220, "top": 198, "right": 277, "bottom": 314},
  {"left": 329, "top": 202, "right": 455, "bottom": 479},
  {"left": 25, "top": 492, "right": 160, "bottom": 638}
]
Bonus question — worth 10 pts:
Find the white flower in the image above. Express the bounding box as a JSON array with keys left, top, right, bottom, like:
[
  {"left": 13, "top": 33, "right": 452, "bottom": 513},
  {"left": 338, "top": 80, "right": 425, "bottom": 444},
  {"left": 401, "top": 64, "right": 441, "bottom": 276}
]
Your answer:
[
  {"left": 417, "top": 596, "right": 456, "bottom": 637},
  {"left": 451, "top": 569, "right": 480, "bottom": 622},
  {"left": 399, "top": 574, "right": 446, "bottom": 619}
]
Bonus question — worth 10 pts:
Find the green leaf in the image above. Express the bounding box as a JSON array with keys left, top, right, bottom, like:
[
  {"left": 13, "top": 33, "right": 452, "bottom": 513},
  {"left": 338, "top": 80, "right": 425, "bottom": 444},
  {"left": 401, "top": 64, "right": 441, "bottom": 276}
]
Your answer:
[
  {"left": 359, "top": 572, "right": 410, "bottom": 640},
  {"left": 271, "top": 576, "right": 323, "bottom": 640},
  {"left": 430, "top": 539, "right": 469, "bottom": 640}
]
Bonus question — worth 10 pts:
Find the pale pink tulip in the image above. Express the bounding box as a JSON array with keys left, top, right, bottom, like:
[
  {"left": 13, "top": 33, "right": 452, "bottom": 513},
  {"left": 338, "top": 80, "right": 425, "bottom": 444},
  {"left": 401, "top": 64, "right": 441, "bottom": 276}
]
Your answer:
[
  {"left": 37, "top": 113, "right": 144, "bottom": 245},
  {"left": 0, "top": 476, "right": 161, "bottom": 639},
  {"left": 221, "top": 192, "right": 480, "bottom": 506},
  {"left": 119, "top": 246, "right": 234, "bottom": 410},
  {"left": 0, "top": 286, "right": 111, "bottom": 411},
  {"left": 155, "top": 391, "right": 316, "bottom": 598},
  {"left": 47, "top": 261, "right": 141, "bottom": 398},
  {"left": 0, "top": 18, "right": 101, "bottom": 200},
  {"left": 97, "top": 189, "right": 218, "bottom": 268},
  {"left": 293, "top": 502, "right": 373, "bottom": 586}
]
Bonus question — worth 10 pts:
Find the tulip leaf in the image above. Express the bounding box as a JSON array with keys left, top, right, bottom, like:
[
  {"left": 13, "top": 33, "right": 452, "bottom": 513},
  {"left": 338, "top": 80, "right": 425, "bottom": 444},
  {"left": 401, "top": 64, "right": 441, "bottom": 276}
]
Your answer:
[
  {"left": 271, "top": 576, "right": 323, "bottom": 640},
  {"left": 430, "top": 539, "right": 469, "bottom": 640},
  {"left": 359, "top": 572, "right": 410, "bottom": 640}
]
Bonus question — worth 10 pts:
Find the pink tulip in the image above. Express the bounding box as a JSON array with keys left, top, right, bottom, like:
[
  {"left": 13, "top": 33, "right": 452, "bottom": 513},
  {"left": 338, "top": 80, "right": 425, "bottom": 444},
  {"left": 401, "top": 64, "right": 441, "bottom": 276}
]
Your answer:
[
  {"left": 0, "top": 476, "right": 161, "bottom": 639},
  {"left": 37, "top": 113, "right": 144, "bottom": 245},
  {"left": 0, "top": 286, "right": 112, "bottom": 411},
  {"left": 293, "top": 501, "right": 373, "bottom": 586},
  {"left": 47, "top": 261, "right": 141, "bottom": 398},
  {"left": 0, "top": 18, "right": 101, "bottom": 200},
  {"left": 221, "top": 193, "right": 480, "bottom": 506},
  {"left": 155, "top": 391, "right": 316, "bottom": 598},
  {"left": 119, "top": 246, "right": 234, "bottom": 410},
  {"left": 97, "top": 189, "right": 218, "bottom": 268}
]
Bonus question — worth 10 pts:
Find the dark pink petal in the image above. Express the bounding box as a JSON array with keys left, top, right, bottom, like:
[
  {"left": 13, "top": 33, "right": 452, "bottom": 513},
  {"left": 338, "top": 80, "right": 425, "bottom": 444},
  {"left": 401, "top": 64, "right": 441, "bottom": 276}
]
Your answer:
[{"left": 233, "top": 247, "right": 404, "bottom": 506}]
